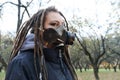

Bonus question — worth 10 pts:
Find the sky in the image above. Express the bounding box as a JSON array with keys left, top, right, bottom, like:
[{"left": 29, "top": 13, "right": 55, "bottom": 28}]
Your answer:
[{"left": 0, "top": 0, "right": 116, "bottom": 34}]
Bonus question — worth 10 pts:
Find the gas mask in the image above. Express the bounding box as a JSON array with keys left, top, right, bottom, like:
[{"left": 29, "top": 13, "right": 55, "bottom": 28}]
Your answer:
[{"left": 43, "top": 25, "right": 75, "bottom": 46}]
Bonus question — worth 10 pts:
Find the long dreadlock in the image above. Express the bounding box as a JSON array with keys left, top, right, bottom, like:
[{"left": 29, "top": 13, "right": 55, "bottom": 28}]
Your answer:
[{"left": 9, "top": 6, "right": 78, "bottom": 80}]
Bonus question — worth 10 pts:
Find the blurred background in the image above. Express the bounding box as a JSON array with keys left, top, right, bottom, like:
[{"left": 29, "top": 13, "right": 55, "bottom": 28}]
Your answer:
[{"left": 0, "top": 0, "right": 120, "bottom": 80}]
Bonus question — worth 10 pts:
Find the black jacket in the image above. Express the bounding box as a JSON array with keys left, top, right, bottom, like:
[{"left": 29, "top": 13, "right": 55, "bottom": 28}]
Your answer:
[{"left": 5, "top": 48, "right": 73, "bottom": 80}]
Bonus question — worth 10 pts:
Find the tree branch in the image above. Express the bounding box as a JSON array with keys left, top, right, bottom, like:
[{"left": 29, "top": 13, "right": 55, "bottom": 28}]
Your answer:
[{"left": 0, "top": 1, "right": 18, "bottom": 7}]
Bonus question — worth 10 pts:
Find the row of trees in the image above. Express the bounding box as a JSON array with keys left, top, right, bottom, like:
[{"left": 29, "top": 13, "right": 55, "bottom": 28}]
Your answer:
[
  {"left": 69, "top": 27, "right": 120, "bottom": 80},
  {"left": 68, "top": 0, "right": 120, "bottom": 80}
]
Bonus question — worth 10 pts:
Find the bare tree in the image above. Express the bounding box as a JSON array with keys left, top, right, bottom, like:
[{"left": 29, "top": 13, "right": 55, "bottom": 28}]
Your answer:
[
  {"left": 75, "top": 32, "right": 106, "bottom": 80},
  {"left": 0, "top": 0, "right": 33, "bottom": 32}
]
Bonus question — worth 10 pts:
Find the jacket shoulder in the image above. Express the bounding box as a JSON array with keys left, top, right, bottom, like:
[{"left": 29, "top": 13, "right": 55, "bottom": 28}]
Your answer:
[{"left": 5, "top": 49, "right": 39, "bottom": 80}]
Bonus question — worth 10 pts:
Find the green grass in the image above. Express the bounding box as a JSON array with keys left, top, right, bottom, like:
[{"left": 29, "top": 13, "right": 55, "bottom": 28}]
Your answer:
[
  {"left": 0, "top": 70, "right": 5, "bottom": 80},
  {"left": 1, "top": 69, "right": 120, "bottom": 80},
  {"left": 77, "top": 69, "right": 120, "bottom": 80}
]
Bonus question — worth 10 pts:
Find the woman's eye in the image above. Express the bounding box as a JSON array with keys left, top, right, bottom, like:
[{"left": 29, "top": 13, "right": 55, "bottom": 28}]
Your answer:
[{"left": 50, "top": 23, "right": 57, "bottom": 26}]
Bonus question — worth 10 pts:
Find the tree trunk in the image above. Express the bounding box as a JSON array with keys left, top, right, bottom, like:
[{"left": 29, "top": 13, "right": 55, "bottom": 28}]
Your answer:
[
  {"left": 78, "top": 63, "right": 82, "bottom": 72},
  {"left": 17, "top": 0, "right": 21, "bottom": 32},
  {"left": 0, "top": 55, "right": 7, "bottom": 71},
  {"left": 93, "top": 66, "right": 99, "bottom": 80},
  {"left": 119, "top": 64, "right": 120, "bottom": 70},
  {"left": 113, "top": 66, "right": 117, "bottom": 72}
]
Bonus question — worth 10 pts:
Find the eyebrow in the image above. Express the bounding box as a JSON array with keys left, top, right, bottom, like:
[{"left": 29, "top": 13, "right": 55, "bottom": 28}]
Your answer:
[{"left": 49, "top": 20, "right": 65, "bottom": 24}]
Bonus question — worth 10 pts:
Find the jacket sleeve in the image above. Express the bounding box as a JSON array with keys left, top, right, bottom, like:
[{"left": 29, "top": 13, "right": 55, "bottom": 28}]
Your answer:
[{"left": 5, "top": 59, "right": 29, "bottom": 80}]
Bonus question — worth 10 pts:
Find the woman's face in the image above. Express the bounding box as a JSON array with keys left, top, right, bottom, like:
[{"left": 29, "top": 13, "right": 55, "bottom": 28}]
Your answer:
[{"left": 44, "top": 12, "right": 65, "bottom": 29}]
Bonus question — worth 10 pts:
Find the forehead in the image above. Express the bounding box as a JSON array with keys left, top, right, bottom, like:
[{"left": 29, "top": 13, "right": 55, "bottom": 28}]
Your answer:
[{"left": 45, "top": 12, "right": 65, "bottom": 22}]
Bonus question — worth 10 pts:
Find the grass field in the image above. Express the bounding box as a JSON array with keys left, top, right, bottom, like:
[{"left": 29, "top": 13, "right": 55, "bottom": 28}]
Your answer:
[
  {"left": 77, "top": 69, "right": 120, "bottom": 80},
  {"left": 0, "top": 70, "right": 5, "bottom": 80},
  {"left": 1, "top": 69, "right": 120, "bottom": 80}
]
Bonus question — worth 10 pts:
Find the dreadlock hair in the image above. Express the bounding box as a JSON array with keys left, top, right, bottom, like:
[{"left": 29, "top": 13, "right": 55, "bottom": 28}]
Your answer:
[{"left": 10, "top": 6, "right": 78, "bottom": 80}]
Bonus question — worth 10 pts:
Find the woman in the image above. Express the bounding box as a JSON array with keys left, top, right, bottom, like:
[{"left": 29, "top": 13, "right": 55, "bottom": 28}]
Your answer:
[{"left": 5, "top": 6, "right": 78, "bottom": 80}]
